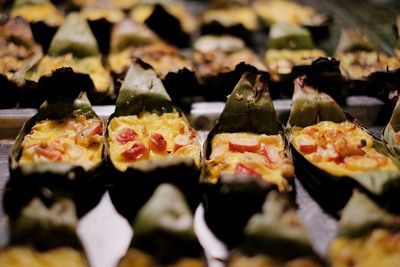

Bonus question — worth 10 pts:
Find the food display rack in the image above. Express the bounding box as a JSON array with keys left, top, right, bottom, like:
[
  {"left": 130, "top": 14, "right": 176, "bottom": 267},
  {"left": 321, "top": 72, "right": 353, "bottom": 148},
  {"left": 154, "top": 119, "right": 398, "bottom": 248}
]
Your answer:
[{"left": 0, "top": 0, "right": 400, "bottom": 267}]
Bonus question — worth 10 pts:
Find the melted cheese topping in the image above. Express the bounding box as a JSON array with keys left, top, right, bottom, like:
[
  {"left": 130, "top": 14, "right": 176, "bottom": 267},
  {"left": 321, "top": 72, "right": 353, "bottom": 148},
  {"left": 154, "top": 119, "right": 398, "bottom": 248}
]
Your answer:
[
  {"left": 19, "top": 115, "right": 103, "bottom": 170},
  {"left": 0, "top": 39, "right": 37, "bottom": 79},
  {"left": 202, "top": 7, "right": 258, "bottom": 30},
  {"left": 130, "top": 4, "right": 197, "bottom": 34},
  {"left": 118, "top": 249, "right": 205, "bottom": 267},
  {"left": 194, "top": 49, "right": 266, "bottom": 77},
  {"left": 11, "top": 3, "right": 63, "bottom": 26},
  {"left": 292, "top": 121, "right": 398, "bottom": 176},
  {"left": 0, "top": 247, "right": 88, "bottom": 267},
  {"left": 329, "top": 229, "right": 400, "bottom": 267},
  {"left": 228, "top": 253, "right": 321, "bottom": 267},
  {"left": 339, "top": 51, "right": 400, "bottom": 80},
  {"left": 108, "top": 112, "right": 200, "bottom": 172},
  {"left": 26, "top": 54, "right": 112, "bottom": 94},
  {"left": 206, "top": 133, "right": 293, "bottom": 191},
  {"left": 265, "top": 49, "right": 326, "bottom": 77},
  {"left": 254, "top": 0, "right": 317, "bottom": 25},
  {"left": 81, "top": 8, "right": 125, "bottom": 23},
  {"left": 109, "top": 44, "right": 192, "bottom": 78}
]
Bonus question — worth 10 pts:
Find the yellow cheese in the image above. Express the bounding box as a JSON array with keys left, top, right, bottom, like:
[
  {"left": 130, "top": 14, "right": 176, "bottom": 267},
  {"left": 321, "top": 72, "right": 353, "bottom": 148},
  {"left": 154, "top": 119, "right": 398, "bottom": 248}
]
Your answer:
[
  {"left": 339, "top": 51, "right": 400, "bottom": 80},
  {"left": 202, "top": 7, "right": 258, "bottom": 30},
  {"left": 0, "top": 247, "right": 88, "bottom": 267},
  {"left": 329, "top": 229, "right": 400, "bottom": 267},
  {"left": 228, "top": 252, "right": 321, "bottom": 267},
  {"left": 265, "top": 49, "right": 326, "bottom": 76},
  {"left": 118, "top": 249, "right": 205, "bottom": 267},
  {"left": 11, "top": 3, "right": 63, "bottom": 26},
  {"left": 292, "top": 121, "right": 398, "bottom": 176},
  {"left": 19, "top": 115, "right": 103, "bottom": 170},
  {"left": 254, "top": 0, "right": 317, "bottom": 25},
  {"left": 206, "top": 132, "right": 293, "bottom": 191},
  {"left": 108, "top": 112, "right": 200, "bottom": 172},
  {"left": 26, "top": 54, "right": 112, "bottom": 94}
]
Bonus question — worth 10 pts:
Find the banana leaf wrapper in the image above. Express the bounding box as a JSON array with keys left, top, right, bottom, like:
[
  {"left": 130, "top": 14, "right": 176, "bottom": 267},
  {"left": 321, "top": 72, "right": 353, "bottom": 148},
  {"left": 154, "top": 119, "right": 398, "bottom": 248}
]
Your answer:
[
  {"left": 0, "top": 197, "right": 90, "bottom": 266},
  {"left": 253, "top": 0, "right": 332, "bottom": 41},
  {"left": 201, "top": 7, "right": 258, "bottom": 45},
  {"left": 117, "top": 184, "right": 205, "bottom": 266},
  {"left": 336, "top": 28, "right": 400, "bottom": 98},
  {"left": 18, "top": 12, "right": 114, "bottom": 106},
  {"left": 287, "top": 77, "right": 400, "bottom": 214},
  {"left": 81, "top": 3, "right": 125, "bottom": 54},
  {"left": 131, "top": 3, "right": 197, "bottom": 48},
  {"left": 227, "top": 191, "right": 323, "bottom": 266},
  {"left": 6, "top": 92, "right": 106, "bottom": 219},
  {"left": 11, "top": 0, "right": 64, "bottom": 52},
  {"left": 0, "top": 17, "right": 42, "bottom": 108},
  {"left": 107, "top": 63, "right": 201, "bottom": 221},
  {"left": 329, "top": 191, "right": 400, "bottom": 267},
  {"left": 383, "top": 90, "right": 400, "bottom": 158},
  {"left": 193, "top": 35, "right": 267, "bottom": 101},
  {"left": 109, "top": 32, "right": 198, "bottom": 111},
  {"left": 201, "top": 72, "right": 294, "bottom": 247}
]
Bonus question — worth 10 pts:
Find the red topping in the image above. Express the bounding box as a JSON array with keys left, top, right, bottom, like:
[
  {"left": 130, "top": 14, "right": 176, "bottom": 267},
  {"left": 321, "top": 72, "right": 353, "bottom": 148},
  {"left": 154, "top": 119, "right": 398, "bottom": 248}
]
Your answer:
[
  {"left": 261, "top": 147, "right": 274, "bottom": 164},
  {"left": 235, "top": 163, "right": 262, "bottom": 178},
  {"left": 173, "top": 134, "right": 190, "bottom": 152},
  {"left": 121, "top": 142, "right": 149, "bottom": 162},
  {"left": 117, "top": 128, "right": 138, "bottom": 144},
  {"left": 150, "top": 133, "right": 167, "bottom": 152},
  {"left": 229, "top": 138, "right": 260, "bottom": 153},
  {"left": 300, "top": 144, "right": 317, "bottom": 154},
  {"left": 35, "top": 146, "right": 63, "bottom": 161},
  {"left": 91, "top": 123, "right": 103, "bottom": 135}
]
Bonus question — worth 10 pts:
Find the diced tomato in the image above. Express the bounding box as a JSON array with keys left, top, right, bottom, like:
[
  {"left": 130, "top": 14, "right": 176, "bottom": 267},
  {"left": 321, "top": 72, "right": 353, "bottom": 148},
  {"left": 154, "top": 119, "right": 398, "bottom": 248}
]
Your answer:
[
  {"left": 235, "top": 163, "right": 262, "bottom": 178},
  {"left": 173, "top": 134, "right": 190, "bottom": 152},
  {"left": 328, "top": 155, "right": 344, "bottom": 164},
  {"left": 300, "top": 144, "right": 317, "bottom": 154},
  {"left": 229, "top": 137, "right": 260, "bottom": 153},
  {"left": 117, "top": 128, "right": 138, "bottom": 144},
  {"left": 150, "top": 133, "right": 167, "bottom": 152},
  {"left": 121, "top": 142, "right": 149, "bottom": 162},
  {"left": 91, "top": 123, "right": 103, "bottom": 135},
  {"left": 261, "top": 146, "right": 274, "bottom": 164},
  {"left": 35, "top": 146, "right": 63, "bottom": 161}
]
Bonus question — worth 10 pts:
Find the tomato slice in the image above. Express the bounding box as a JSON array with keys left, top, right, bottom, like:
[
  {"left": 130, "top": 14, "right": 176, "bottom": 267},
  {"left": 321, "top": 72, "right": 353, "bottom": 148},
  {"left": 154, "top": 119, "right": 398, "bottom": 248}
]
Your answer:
[
  {"left": 121, "top": 142, "right": 149, "bottom": 162},
  {"left": 173, "top": 134, "right": 190, "bottom": 152},
  {"left": 150, "top": 133, "right": 167, "bottom": 152},
  {"left": 261, "top": 147, "right": 274, "bottom": 164},
  {"left": 300, "top": 144, "right": 317, "bottom": 154},
  {"left": 117, "top": 128, "right": 138, "bottom": 144},
  {"left": 235, "top": 163, "right": 262, "bottom": 178},
  {"left": 91, "top": 123, "right": 103, "bottom": 135},
  {"left": 229, "top": 137, "right": 260, "bottom": 153},
  {"left": 35, "top": 146, "right": 63, "bottom": 161}
]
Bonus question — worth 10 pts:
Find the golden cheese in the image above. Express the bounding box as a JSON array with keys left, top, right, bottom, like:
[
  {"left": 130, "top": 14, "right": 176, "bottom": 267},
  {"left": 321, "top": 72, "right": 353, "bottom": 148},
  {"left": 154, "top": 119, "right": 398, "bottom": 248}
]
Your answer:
[
  {"left": 0, "top": 41, "right": 36, "bottom": 79},
  {"left": 339, "top": 51, "right": 400, "bottom": 80},
  {"left": 194, "top": 49, "right": 266, "bottom": 77},
  {"left": 254, "top": 0, "right": 317, "bottom": 25},
  {"left": 0, "top": 246, "right": 88, "bottom": 267},
  {"left": 108, "top": 44, "right": 192, "bottom": 78},
  {"left": 19, "top": 114, "right": 103, "bottom": 170},
  {"left": 292, "top": 121, "right": 398, "bottom": 176},
  {"left": 228, "top": 253, "right": 321, "bottom": 267},
  {"left": 26, "top": 54, "right": 112, "bottom": 94},
  {"left": 108, "top": 112, "right": 200, "bottom": 172},
  {"left": 11, "top": 3, "right": 63, "bottom": 26},
  {"left": 206, "top": 132, "right": 293, "bottom": 191},
  {"left": 329, "top": 229, "right": 400, "bottom": 267},
  {"left": 118, "top": 249, "right": 205, "bottom": 267},
  {"left": 130, "top": 4, "right": 197, "bottom": 34},
  {"left": 202, "top": 7, "right": 258, "bottom": 30},
  {"left": 81, "top": 8, "right": 125, "bottom": 23},
  {"left": 265, "top": 49, "right": 326, "bottom": 76}
]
